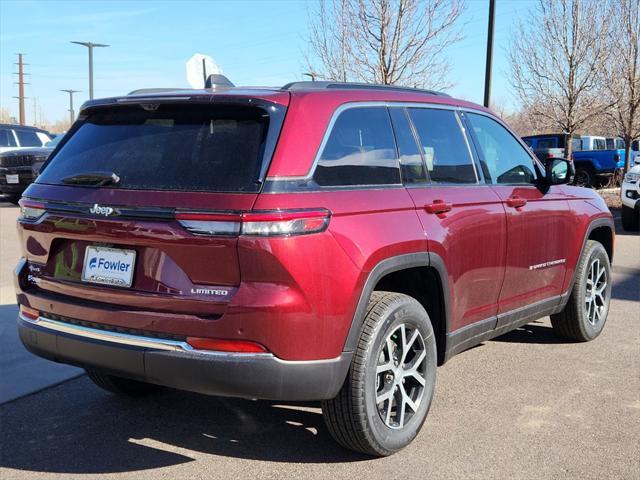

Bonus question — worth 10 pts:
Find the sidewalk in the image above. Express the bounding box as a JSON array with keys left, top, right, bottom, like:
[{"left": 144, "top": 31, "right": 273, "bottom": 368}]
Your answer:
[
  {"left": 0, "top": 201, "right": 82, "bottom": 404},
  {"left": 0, "top": 303, "right": 83, "bottom": 404}
]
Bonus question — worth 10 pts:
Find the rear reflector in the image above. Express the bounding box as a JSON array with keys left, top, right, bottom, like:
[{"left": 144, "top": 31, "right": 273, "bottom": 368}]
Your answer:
[
  {"left": 19, "top": 305, "right": 40, "bottom": 320},
  {"left": 186, "top": 337, "right": 268, "bottom": 353},
  {"left": 18, "top": 199, "right": 46, "bottom": 221},
  {"left": 176, "top": 209, "right": 330, "bottom": 237}
]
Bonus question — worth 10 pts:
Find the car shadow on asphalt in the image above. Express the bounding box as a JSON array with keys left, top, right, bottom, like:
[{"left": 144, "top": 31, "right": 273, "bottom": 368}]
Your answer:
[
  {"left": 491, "top": 322, "right": 565, "bottom": 345},
  {"left": 0, "top": 376, "right": 367, "bottom": 475}
]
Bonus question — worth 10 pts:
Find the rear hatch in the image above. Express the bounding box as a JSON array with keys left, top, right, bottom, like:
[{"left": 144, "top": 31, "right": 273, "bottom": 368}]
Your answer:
[{"left": 19, "top": 93, "right": 287, "bottom": 319}]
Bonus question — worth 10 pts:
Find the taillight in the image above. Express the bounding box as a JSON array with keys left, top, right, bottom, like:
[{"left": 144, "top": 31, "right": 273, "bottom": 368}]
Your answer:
[
  {"left": 242, "top": 209, "right": 330, "bottom": 236},
  {"left": 18, "top": 199, "right": 46, "bottom": 221},
  {"left": 175, "top": 212, "right": 241, "bottom": 236},
  {"left": 19, "top": 305, "right": 39, "bottom": 320},
  {"left": 176, "top": 209, "right": 331, "bottom": 237},
  {"left": 186, "top": 337, "right": 268, "bottom": 353}
]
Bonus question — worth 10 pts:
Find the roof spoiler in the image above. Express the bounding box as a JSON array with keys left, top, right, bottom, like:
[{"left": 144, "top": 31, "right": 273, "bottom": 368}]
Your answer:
[{"left": 205, "top": 74, "right": 235, "bottom": 89}]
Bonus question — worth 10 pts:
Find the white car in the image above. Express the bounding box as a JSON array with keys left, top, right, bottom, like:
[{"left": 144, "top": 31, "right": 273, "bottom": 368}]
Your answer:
[{"left": 621, "top": 162, "right": 640, "bottom": 231}]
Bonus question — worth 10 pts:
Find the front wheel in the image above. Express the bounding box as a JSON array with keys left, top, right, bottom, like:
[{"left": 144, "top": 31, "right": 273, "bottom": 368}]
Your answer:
[
  {"left": 322, "top": 291, "right": 437, "bottom": 456},
  {"left": 551, "top": 240, "right": 611, "bottom": 341}
]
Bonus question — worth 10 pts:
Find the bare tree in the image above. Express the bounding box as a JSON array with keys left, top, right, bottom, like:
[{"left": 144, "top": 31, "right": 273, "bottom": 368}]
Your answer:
[
  {"left": 0, "top": 107, "right": 14, "bottom": 123},
  {"left": 306, "top": 0, "right": 465, "bottom": 90},
  {"left": 305, "top": 0, "right": 353, "bottom": 82},
  {"left": 48, "top": 118, "right": 72, "bottom": 134},
  {"left": 604, "top": 0, "right": 640, "bottom": 173},
  {"left": 509, "top": 0, "right": 613, "bottom": 161}
]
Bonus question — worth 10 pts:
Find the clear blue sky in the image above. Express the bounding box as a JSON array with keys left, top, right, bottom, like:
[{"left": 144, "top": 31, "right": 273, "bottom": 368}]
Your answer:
[{"left": 0, "top": 0, "right": 535, "bottom": 126}]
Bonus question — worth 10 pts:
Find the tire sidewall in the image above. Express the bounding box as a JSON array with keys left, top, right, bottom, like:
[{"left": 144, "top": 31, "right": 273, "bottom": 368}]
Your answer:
[
  {"left": 576, "top": 243, "right": 612, "bottom": 340},
  {"left": 360, "top": 298, "right": 437, "bottom": 453},
  {"left": 574, "top": 168, "right": 592, "bottom": 188}
]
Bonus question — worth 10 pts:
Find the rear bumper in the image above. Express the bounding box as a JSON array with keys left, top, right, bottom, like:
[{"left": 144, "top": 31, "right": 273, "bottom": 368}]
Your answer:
[{"left": 17, "top": 312, "right": 351, "bottom": 401}]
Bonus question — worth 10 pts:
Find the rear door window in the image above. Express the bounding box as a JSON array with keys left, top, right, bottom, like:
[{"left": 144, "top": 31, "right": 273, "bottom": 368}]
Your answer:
[
  {"left": 313, "top": 106, "right": 400, "bottom": 186},
  {"left": 407, "top": 108, "right": 478, "bottom": 184},
  {"left": 37, "top": 104, "right": 274, "bottom": 193},
  {"left": 15, "top": 129, "right": 44, "bottom": 147},
  {"left": 593, "top": 139, "right": 606, "bottom": 150},
  {"left": 388, "top": 108, "right": 427, "bottom": 184}
]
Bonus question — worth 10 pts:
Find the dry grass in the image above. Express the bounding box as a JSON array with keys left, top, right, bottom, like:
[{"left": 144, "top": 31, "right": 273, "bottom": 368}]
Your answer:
[{"left": 597, "top": 188, "right": 622, "bottom": 210}]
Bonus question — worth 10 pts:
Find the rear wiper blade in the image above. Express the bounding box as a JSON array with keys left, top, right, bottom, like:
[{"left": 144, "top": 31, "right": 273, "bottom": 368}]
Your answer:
[{"left": 61, "top": 171, "right": 121, "bottom": 187}]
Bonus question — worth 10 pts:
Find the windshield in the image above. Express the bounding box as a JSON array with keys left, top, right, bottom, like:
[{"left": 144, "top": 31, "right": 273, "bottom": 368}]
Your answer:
[
  {"left": 45, "top": 135, "right": 63, "bottom": 147},
  {"left": 37, "top": 104, "right": 275, "bottom": 193}
]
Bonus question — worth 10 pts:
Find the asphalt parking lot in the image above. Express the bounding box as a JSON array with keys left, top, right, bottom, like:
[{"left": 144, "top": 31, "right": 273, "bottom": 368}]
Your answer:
[{"left": 0, "top": 198, "right": 638, "bottom": 480}]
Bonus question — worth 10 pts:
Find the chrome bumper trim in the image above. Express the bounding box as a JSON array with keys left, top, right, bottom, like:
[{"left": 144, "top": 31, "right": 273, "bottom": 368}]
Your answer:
[{"left": 18, "top": 313, "right": 270, "bottom": 357}]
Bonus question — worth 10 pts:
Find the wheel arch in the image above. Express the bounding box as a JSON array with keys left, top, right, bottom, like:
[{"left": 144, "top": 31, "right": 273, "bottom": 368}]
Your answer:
[
  {"left": 564, "top": 216, "right": 615, "bottom": 298},
  {"left": 343, "top": 252, "right": 451, "bottom": 365}
]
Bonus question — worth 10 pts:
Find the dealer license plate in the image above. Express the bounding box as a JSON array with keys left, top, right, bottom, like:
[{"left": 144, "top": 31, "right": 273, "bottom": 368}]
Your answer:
[{"left": 81, "top": 246, "right": 136, "bottom": 288}]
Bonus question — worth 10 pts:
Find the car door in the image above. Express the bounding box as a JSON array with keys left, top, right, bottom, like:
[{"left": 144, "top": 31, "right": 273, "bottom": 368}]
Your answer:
[
  {"left": 464, "top": 112, "right": 572, "bottom": 320},
  {"left": 390, "top": 106, "right": 506, "bottom": 332}
]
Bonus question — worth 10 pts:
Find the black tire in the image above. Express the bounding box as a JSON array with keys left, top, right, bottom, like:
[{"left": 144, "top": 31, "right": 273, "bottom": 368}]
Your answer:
[
  {"left": 86, "top": 369, "right": 161, "bottom": 397},
  {"left": 3, "top": 194, "right": 21, "bottom": 205},
  {"left": 322, "top": 291, "right": 437, "bottom": 456},
  {"left": 621, "top": 205, "right": 639, "bottom": 231},
  {"left": 551, "top": 240, "right": 611, "bottom": 341},
  {"left": 573, "top": 167, "right": 593, "bottom": 188}
]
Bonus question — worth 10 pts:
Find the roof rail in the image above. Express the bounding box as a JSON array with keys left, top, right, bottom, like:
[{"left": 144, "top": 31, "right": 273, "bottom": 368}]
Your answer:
[{"left": 281, "top": 81, "right": 450, "bottom": 97}]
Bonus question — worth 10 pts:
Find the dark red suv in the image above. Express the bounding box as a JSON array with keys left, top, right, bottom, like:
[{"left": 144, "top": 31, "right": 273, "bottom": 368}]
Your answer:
[{"left": 15, "top": 81, "right": 614, "bottom": 456}]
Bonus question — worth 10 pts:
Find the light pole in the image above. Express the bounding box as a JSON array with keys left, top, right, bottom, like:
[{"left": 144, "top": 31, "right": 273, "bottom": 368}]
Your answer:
[
  {"left": 483, "top": 0, "right": 496, "bottom": 108},
  {"left": 60, "top": 89, "right": 80, "bottom": 125},
  {"left": 71, "top": 41, "right": 109, "bottom": 99}
]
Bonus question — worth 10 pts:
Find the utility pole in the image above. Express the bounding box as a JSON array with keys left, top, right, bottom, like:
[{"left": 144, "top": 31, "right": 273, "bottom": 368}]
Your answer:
[
  {"left": 483, "top": 0, "right": 496, "bottom": 108},
  {"left": 71, "top": 41, "right": 109, "bottom": 99},
  {"left": 13, "top": 53, "right": 29, "bottom": 125},
  {"left": 60, "top": 89, "right": 80, "bottom": 125}
]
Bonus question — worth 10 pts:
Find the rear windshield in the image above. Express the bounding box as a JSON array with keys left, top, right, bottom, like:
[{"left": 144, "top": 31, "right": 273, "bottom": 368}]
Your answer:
[{"left": 37, "top": 104, "right": 272, "bottom": 192}]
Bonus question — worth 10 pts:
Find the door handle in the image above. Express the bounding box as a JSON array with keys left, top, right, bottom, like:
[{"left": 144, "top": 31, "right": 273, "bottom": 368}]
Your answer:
[
  {"left": 506, "top": 195, "right": 527, "bottom": 208},
  {"left": 424, "top": 200, "right": 453, "bottom": 214}
]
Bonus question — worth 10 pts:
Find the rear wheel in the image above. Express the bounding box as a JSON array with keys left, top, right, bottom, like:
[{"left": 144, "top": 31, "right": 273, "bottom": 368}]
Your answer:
[
  {"left": 551, "top": 240, "right": 611, "bottom": 341},
  {"left": 322, "top": 291, "right": 437, "bottom": 456},
  {"left": 573, "top": 167, "right": 594, "bottom": 188},
  {"left": 86, "top": 369, "right": 161, "bottom": 397},
  {"left": 621, "top": 205, "right": 639, "bottom": 231}
]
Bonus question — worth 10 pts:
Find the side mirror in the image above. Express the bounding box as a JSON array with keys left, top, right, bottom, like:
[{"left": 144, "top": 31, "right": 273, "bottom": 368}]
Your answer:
[{"left": 545, "top": 158, "right": 572, "bottom": 185}]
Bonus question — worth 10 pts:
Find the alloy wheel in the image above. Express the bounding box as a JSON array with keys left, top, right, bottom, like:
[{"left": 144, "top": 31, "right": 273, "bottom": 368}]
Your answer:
[
  {"left": 375, "top": 324, "right": 427, "bottom": 429},
  {"left": 585, "top": 258, "right": 608, "bottom": 325}
]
